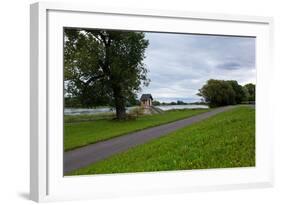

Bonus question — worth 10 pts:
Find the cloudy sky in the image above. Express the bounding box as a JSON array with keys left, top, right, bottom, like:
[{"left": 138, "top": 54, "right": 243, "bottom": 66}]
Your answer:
[{"left": 140, "top": 32, "right": 256, "bottom": 103}]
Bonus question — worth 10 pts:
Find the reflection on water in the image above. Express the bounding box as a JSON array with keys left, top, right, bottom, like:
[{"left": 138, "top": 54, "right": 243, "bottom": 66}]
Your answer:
[{"left": 64, "top": 105, "right": 209, "bottom": 115}]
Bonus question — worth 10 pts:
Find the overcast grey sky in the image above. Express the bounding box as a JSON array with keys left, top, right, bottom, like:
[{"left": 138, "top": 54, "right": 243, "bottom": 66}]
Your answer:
[{"left": 140, "top": 32, "right": 256, "bottom": 103}]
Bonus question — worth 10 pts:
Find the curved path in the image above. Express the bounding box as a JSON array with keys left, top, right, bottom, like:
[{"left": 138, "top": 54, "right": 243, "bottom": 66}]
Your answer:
[{"left": 64, "top": 105, "right": 238, "bottom": 174}]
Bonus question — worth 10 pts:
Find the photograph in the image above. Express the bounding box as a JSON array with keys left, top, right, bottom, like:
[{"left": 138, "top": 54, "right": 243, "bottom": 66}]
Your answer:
[{"left": 63, "top": 28, "right": 256, "bottom": 176}]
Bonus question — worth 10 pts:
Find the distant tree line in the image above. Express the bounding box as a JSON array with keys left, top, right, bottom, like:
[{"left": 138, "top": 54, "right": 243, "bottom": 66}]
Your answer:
[
  {"left": 197, "top": 79, "right": 255, "bottom": 107},
  {"left": 152, "top": 100, "right": 185, "bottom": 106}
]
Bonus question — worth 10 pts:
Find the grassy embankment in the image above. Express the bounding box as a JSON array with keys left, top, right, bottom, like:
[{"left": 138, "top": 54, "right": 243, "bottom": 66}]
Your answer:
[
  {"left": 69, "top": 106, "right": 255, "bottom": 175},
  {"left": 64, "top": 108, "right": 209, "bottom": 151}
]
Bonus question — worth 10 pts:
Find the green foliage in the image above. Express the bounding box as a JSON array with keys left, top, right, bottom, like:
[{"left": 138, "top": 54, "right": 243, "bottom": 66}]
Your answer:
[
  {"left": 198, "top": 79, "right": 236, "bottom": 107},
  {"left": 64, "top": 109, "right": 209, "bottom": 151},
  {"left": 244, "top": 83, "right": 255, "bottom": 101},
  {"left": 176, "top": 100, "right": 186, "bottom": 105},
  {"left": 227, "top": 80, "right": 247, "bottom": 103},
  {"left": 64, "top": 97, "right": 82, "bottom": 108},
  {"left": 69, "top": 106, "right": 255, "bottom": 175},
  {"left": 126, "top": 94, "right": 140, "bottom": 107},
  {"left": 198, "top": 79, "right": 254, "bottom": 107},
  {"left": 64, "top": 28, "right": 149, "bottom": 118},
  {"left": 152, "top": 100, "right": 161, "bottom": 106}
]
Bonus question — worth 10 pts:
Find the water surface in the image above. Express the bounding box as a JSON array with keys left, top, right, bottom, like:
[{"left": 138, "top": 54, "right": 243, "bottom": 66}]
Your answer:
[{"left": 64, "top": 105, "right": 209, "bottom": 115}]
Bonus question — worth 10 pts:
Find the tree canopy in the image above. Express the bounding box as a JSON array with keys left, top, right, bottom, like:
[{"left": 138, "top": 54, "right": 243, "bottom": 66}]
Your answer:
[
  {"left": 198, "top": 79, "right": 255, "bottom": 107},
  {"left": 64, "top": 28, "right": 149, "bottom": 119},
  {"left": 244, "top": 83, "right": 255, "bottom": 101}
]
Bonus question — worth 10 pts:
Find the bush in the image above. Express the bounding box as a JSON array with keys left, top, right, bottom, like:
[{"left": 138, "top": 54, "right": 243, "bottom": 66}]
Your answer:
[{"left": 127, "top": 107, "right": 145, "bottom": 119}]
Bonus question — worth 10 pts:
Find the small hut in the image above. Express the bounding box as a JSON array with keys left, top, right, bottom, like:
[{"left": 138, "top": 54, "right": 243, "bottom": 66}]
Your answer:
[{"left": 140, "top": 94, "right": 153, "bottom": 107}]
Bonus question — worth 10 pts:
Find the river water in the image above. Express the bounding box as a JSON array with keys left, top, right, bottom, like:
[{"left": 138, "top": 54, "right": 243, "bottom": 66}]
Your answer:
[
  {"left": 64, "top": 104, "right": 209, "bottom": 116},
  {"left": 156, "top": 104, "right": 209, "bottom": 111}
]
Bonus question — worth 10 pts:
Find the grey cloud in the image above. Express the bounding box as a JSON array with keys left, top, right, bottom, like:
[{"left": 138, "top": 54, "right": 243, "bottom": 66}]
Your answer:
[{"left": 216, "top": 62, "right": 242, "bottom": 70}]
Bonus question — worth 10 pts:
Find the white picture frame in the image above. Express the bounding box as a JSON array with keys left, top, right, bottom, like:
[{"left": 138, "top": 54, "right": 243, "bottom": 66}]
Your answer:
[{"left": 30, "top": 1, "right": 274, "bottom": 202}]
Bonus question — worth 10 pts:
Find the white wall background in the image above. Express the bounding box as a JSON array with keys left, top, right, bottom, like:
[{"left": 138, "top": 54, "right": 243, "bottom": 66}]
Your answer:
[{"left": 0, "top": 0, "right": 280, "bottom": 204}]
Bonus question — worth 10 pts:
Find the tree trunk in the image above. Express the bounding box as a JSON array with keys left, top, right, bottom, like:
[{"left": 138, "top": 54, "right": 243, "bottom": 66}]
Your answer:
[
  {"left": 115, "top": 102, "right": 126, "bottom": 120},
  {"left": 113, "top": 87, "right": 127, "bottom": 120}
]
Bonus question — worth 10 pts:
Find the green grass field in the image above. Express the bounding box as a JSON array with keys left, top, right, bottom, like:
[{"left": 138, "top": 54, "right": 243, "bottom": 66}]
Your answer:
[
  {"left": 69, "top": 106, "right": 255, "bottom": 175},
  {"left": 64, "top": 108, "right": 209, "bottom": 151}
]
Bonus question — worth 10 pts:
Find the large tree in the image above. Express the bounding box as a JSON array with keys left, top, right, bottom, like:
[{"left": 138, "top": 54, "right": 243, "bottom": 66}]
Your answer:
[
  {"left": 197, "top": 79, "right": 236, "bottom": 107},
  {"left": 64, "top": 29, "right": 149, "bottom": 120},
  {"left": 198, "top": 79, "right": 253, "bottom": 107},
  {"left": 226, "top": 80, "right": 248, "bottom": 104}
]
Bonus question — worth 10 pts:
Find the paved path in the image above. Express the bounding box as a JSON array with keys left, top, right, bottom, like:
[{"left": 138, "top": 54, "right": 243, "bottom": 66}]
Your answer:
[{"left": 64, "top": 106, "right": 237, "bottom": 174}]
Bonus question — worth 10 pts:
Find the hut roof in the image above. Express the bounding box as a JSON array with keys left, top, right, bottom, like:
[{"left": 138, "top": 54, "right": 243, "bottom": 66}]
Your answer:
[{"left": 140, "top": 94, "right": 153, "bottom": 101}]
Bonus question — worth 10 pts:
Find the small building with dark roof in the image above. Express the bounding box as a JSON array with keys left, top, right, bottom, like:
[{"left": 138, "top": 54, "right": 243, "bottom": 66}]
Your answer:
[{"left": 140, "top": 94, "right": 153, "bottom": 107}]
